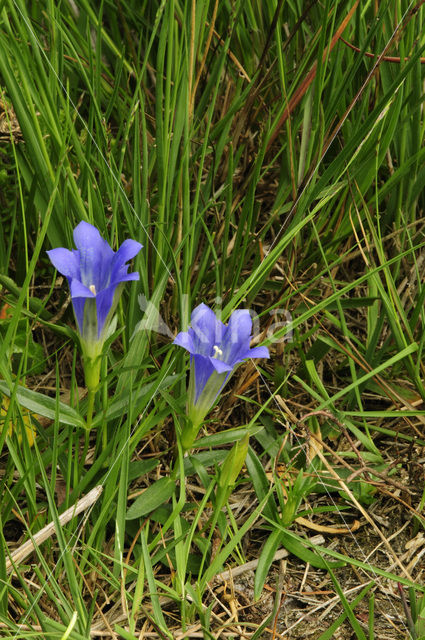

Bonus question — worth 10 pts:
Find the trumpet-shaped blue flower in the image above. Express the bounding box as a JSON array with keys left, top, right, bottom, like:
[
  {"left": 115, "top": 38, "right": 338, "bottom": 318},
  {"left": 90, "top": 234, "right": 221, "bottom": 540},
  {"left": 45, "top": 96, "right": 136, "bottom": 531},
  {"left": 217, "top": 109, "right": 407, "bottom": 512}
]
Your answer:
[
  {"left": 174, "top": 303, "right": 269, "bottom": 448},
  {"left": 47, "top": 221, "right": 142, "bottom": 393}
]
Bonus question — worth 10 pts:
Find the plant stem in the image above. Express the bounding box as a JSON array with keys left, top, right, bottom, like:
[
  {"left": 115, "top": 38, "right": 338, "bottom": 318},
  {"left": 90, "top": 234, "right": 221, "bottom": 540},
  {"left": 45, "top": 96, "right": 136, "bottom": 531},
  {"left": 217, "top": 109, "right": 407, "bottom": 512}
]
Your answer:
[
  {"left": 80, "top": 429, "right": 90, "bottom": 476},
  {"left": 86, "top": 388, "right": 95, "bottom": 430}
]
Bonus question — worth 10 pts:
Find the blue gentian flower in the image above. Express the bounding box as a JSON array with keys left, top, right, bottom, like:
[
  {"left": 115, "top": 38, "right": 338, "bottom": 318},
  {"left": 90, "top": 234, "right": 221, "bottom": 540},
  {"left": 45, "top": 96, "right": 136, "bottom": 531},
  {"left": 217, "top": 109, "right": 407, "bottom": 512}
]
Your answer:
[
  {"left": 47, "top": 221, "right": 142, "bottom": 343},
  {"left": 174, "top": 303, "right": 269, "bottom": 448},
  {"left": 47, "top": 221, "right": 142, "bottom": 392}
]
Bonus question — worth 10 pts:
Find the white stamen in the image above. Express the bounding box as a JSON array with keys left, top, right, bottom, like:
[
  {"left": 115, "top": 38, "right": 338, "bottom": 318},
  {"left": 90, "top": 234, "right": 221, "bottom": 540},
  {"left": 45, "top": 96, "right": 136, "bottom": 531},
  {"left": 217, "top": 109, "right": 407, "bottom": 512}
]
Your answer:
[
  {"left": 212, "top": 345, "right": 223, "bottom": 358},
  {"left": 89, "top": 284, "right": 96, "bottom": 295}
]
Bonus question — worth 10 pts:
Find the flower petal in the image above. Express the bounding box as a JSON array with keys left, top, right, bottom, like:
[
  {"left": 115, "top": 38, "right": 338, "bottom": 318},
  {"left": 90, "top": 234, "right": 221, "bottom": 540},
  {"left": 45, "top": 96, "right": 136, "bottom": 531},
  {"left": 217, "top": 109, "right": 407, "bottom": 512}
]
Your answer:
[
  {"left": 226, "top": 309, "right": 252, "bottom": 343},
  {"left": 73, "top": 221, "right": 114, "bottom": 290},
  {"left": 221, "top": 309, "right": 252, "bottom": 364},
  {"left": 209, "top": 357, "right": 232, "bottom": 374},
  {"left": 236, "top": 345, "right": 270, "bottom": 362},
  {"left": 47, "top": 248, "right": 80, "bottom": 280},
  {"left": 192, "top": 353, "right": 216, "bottom": 402},
  {"left": 95, "top": 284, "right": 120, "bottom": 336},
  {"left": 188, "top": 367, "right": 228, "bottom": 428},
  {"left": 111, "top": 239, "right": 143, "bottom": 274},
  {"left": 191, "top": 303, "right": 225, "bottom": 354},
  {"left": 72, "top": 297, "right": 85, "bottom": 334},
  {"left": 73, "top": 221, "right": 108, "bottom": 251},
  {"left": 70, "top": 279, "right": 96, "bottom": 299},
  {"left": 246, "top": 345, "right": 269, "bottom": 359},
  {"left": 173, "top": 330, "right": 196, "bottom": 354},
  {"left": 113, "top": 271, "right": 140, "bottom": 283}
]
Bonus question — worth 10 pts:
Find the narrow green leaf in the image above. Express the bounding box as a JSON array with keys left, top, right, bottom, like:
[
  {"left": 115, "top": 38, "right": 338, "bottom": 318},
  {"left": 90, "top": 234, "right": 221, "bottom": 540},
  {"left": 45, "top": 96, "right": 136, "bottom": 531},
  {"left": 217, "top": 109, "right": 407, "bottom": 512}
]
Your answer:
[
  {"left": 195, "top": 425, "right": 263, "bottom": 448},
  {"left": 126, "top": 477, "right": 175, "bottom": 520},
  {"left": 280, "top": 531, "right": 345, "bottom": 570},
  {"left": 317, "top": 582, "right": 375, "bottom": 640},
  {"left": 254, "top": 528, "right": 283, "bottom": 601},
  {"left": 326, "top": 568, "right": 367, "bottom": 640},
  {"left": 0, "top": 380, "right": 85, "bottom": 428},
  {"left": 246, "top": 446, "right": 279, "bottom": 522}
]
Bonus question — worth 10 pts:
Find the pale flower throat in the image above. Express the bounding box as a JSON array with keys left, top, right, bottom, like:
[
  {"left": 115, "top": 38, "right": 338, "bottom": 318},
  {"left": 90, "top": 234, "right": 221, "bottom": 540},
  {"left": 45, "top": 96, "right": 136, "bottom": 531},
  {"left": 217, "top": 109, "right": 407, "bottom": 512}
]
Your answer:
[{"left": 89, "top": 284, "right": 97, "bottom": 295}]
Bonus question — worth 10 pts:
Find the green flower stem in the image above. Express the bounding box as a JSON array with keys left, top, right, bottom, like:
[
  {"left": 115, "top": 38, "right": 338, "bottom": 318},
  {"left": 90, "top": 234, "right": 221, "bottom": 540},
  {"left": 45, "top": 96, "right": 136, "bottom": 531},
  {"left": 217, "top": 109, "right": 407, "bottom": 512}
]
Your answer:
[
  {"left": 86, "top": 387, "right": 96, "bottom": 430},
  {"left": 84, "top": 355, "right": 101, "bottom": 392},
  {"left": 79, "top": 428, "right": 90, "bottom": 476},
  {"left": 180, "top": 416, "right": 201, "bottom": 453},
  {"left": 100, "top": 354, "right": 108, "bottom": 453},
  {"left": 83, "top": 353, "right": 101, "bottom": 430}
]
